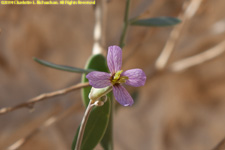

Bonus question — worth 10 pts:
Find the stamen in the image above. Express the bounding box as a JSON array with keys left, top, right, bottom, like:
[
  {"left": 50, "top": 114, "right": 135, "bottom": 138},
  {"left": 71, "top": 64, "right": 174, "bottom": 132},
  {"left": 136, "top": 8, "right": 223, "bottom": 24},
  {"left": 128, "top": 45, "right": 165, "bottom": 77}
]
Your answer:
[
  {"left": 113, "top": 70, "right": 123, "bottom": 80},
  {"left": 118, "top": 76, "right": 128, "bottom": 83},
  {"left": 111, "top": 70, "right": 128, "bottom": 84}
]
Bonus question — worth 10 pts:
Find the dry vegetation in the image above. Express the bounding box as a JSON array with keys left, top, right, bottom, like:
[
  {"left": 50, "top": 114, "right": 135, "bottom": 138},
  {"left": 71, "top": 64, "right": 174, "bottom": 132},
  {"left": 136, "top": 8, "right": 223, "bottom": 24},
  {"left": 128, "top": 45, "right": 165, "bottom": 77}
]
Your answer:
[{"left": 0, "top": 0, "right": 225, "bottom": 150}]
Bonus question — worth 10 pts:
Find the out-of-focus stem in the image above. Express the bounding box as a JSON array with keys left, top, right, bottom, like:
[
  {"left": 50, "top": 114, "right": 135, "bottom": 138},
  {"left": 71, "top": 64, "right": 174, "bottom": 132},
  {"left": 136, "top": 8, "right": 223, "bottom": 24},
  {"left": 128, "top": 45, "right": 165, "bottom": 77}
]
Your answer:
[
  {"left": 92, "top": 0, "right": 107, "bottom": 55},
  {"left": 119, "top": 0, "right": 131, "bottom": 48},
  {"left": 212, "top": 137, "right": 225, "bottom": 150},
  {"left": 170, "top": 40, "right": 225, "bottom": 72},
  {"left": 0, "top": 82, "right": 90, "bottom": 115},
  {"left": 75, "top": 100, "right": 95, "bottom": 150},
  {"left": 155, "top": 0, "right": 203, "bottom": 71}
]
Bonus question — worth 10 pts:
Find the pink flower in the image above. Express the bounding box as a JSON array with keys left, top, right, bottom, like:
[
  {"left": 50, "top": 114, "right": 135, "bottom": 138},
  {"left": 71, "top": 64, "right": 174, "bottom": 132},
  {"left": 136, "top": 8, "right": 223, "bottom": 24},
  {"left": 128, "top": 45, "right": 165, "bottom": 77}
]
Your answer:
[{"left": 86, "top": 46, "right": 146, "bottom": 106}]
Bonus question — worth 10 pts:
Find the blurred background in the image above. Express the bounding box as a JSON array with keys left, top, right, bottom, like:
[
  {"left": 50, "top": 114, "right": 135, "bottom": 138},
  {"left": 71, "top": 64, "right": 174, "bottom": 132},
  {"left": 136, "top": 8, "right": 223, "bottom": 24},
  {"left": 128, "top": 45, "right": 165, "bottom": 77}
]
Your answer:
[{"left": 1, "top": 0, "right": 225, "bottom": 150}]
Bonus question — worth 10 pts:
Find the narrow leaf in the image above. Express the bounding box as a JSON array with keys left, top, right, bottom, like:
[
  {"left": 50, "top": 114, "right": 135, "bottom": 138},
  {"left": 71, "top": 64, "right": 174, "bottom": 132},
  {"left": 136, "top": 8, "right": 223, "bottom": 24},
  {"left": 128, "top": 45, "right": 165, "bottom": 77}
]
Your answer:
[
  {"left": 72, "top": 54, "right": 112, "bottom": 150},
  {"left": 81, "top": 54, "right": 109, "bottom": 106},
  {"left": 72, "top": 101, "right": 111, "bottom": 150},
  {"left": 100, "top": 95, "right": 113, "bottom": 150},
  {"left": 130, "top": 17, "right": 181, "bottom": 27},
  {"left": 33, "top": 57, "right": 93, "bottom": 73}
]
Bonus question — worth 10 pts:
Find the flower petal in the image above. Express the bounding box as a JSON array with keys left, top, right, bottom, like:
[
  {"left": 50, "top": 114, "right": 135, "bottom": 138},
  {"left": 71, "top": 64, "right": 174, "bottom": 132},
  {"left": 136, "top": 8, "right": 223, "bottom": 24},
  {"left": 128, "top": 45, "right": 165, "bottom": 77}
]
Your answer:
[
  {"left": 107, "top": 46, "right": 122, "bottom": 74},
  {"left": 86, "top": 71, "right": 111, "bottom": 88},
  {"left": 113, "top": 85, "right": 133, "bottom": 106},
  {"left": 121, "top": 69, "right": 146, "bottom": 87}
]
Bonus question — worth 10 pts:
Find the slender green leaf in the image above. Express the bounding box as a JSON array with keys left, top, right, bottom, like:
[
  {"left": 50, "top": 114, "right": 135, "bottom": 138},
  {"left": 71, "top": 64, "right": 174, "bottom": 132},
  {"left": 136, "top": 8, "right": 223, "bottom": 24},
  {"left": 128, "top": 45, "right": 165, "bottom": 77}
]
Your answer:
[
  {"left": 100, "top": 95, "right": 113, "bottom": 150},
  {"left": 33, "top": 57, "right": 93, "bottom": 73},
  {"left": 130, "top": 17, "right": 181, "bottom": 27},
  {"left": 81, "top": 54, "right": 109, "bottom": 106},
  {"left": 72, "top": 101, "right": 111, "bottom": 150},
  {"left": 72, "top": 54, "right": 112, "bottom": 150}
]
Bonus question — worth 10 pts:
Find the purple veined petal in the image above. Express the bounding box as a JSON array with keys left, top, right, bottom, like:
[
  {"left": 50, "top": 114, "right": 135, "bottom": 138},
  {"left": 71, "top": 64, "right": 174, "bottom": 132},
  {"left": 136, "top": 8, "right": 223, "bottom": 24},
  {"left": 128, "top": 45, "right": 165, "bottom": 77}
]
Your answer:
[
  {"left": 121, "top": 69, "right": 146, "bottom": 87},
  {"left": 113, "top": 85, "right": 134, "bottom": 106},
  {"left": 107, "top": 46, "right": 122, "bottom": 74},
  {"left": 86, "top": 71, "right": 112, "bottom": 88}
]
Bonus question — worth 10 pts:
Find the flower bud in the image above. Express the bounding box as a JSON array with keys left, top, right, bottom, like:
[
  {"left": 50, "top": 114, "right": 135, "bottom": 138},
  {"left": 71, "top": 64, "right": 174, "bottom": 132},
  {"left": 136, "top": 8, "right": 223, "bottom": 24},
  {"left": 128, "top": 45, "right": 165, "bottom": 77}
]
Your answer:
[{"left": 89, "top": 86, "right": 112, "bottom": 101}]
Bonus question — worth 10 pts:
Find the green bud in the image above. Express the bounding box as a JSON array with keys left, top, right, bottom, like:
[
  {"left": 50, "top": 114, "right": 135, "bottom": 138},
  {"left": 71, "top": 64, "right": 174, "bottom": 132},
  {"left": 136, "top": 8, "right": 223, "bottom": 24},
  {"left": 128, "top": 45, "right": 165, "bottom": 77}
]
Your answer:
[{"left": 89, "top": 86, "right": 112, "bottom": 101}]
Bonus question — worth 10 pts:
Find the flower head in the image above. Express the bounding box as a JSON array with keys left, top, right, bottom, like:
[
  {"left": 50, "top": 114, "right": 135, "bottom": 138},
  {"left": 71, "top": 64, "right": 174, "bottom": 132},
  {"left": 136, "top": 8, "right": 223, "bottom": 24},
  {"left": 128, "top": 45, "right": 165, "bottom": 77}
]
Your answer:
[{"left": 86, "top": 46, "right": 146, "bottom": 106}]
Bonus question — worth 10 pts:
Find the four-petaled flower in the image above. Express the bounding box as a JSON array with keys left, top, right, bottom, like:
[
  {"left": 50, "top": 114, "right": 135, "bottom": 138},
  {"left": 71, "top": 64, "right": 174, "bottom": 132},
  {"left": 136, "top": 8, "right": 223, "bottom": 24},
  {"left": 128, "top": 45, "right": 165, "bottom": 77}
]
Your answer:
[{"left": 86, "top": 45, "right": 146, "bottom": 106}]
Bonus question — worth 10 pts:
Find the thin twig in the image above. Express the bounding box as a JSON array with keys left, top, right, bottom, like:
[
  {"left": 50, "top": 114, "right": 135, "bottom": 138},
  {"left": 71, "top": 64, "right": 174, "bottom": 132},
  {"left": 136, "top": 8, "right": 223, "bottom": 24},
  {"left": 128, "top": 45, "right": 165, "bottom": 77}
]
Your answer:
[
  {"left": 0, "top": 82, "right": 90, "bottom": 115},
  {"left": 119, "top": 0, "right": 131, "bottom": 48},
  {"left": 75, "top": 100, "right": 95, "bottom": 150},
  {"left": 123, "top": 0, "right": 166, "bottom": 64},
  {"left": 155, "top": 0, "right": 203, "bottom": 70},
  {"left": 212, "top": 137, "right": 225, "bottom": 150},
  {"left": 170, "top": 40, "right": 225, "bottom": 72},
  {"left": 7, "top": 103, "right": 82, "bottom": 150},
  {"left": 92, "top": 0, "right": 107, "bottom": 55},
  {"left": 7, "top": 130, "right": 39, "bottom": 150}
]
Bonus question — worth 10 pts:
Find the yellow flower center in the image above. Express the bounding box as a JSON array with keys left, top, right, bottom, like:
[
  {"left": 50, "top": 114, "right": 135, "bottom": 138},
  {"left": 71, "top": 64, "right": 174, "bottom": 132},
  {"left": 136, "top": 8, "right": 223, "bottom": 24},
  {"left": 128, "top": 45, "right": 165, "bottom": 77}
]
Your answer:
[{"left": 111, "top": 70, "right": 128, "bottom": 85}]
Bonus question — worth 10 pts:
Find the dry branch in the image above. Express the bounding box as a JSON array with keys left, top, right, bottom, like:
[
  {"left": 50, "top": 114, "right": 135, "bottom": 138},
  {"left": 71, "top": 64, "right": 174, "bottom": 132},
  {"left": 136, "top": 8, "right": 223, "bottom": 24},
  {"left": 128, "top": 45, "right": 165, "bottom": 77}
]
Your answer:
[
  {"left": 155, "top": 0, "right": 203, "bottom": 70},
  {"left": 7, "top": 104, "right": 82, "bottom": 150},
  {"left": 212, "top": 138, "right": 225, "bottom": 150},
  {"left": 170, "top": 40, "right": 225, "bottom": 72},
  {"left": 0, "top": 82, "right": 89, "bottom": 115},
  {"left": 92, "top": 0, "right": 107, "bottom": 55}
]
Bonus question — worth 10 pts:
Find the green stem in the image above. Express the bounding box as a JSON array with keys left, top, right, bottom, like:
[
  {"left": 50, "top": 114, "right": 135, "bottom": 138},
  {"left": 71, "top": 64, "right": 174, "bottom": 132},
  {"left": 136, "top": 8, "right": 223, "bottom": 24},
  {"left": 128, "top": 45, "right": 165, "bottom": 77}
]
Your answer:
[
  {"left": 75, "top": 100, "right": 94, "bottom": 150},
  {"left": 119, "top": 0, "right": 131, "bottom": 48}
]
